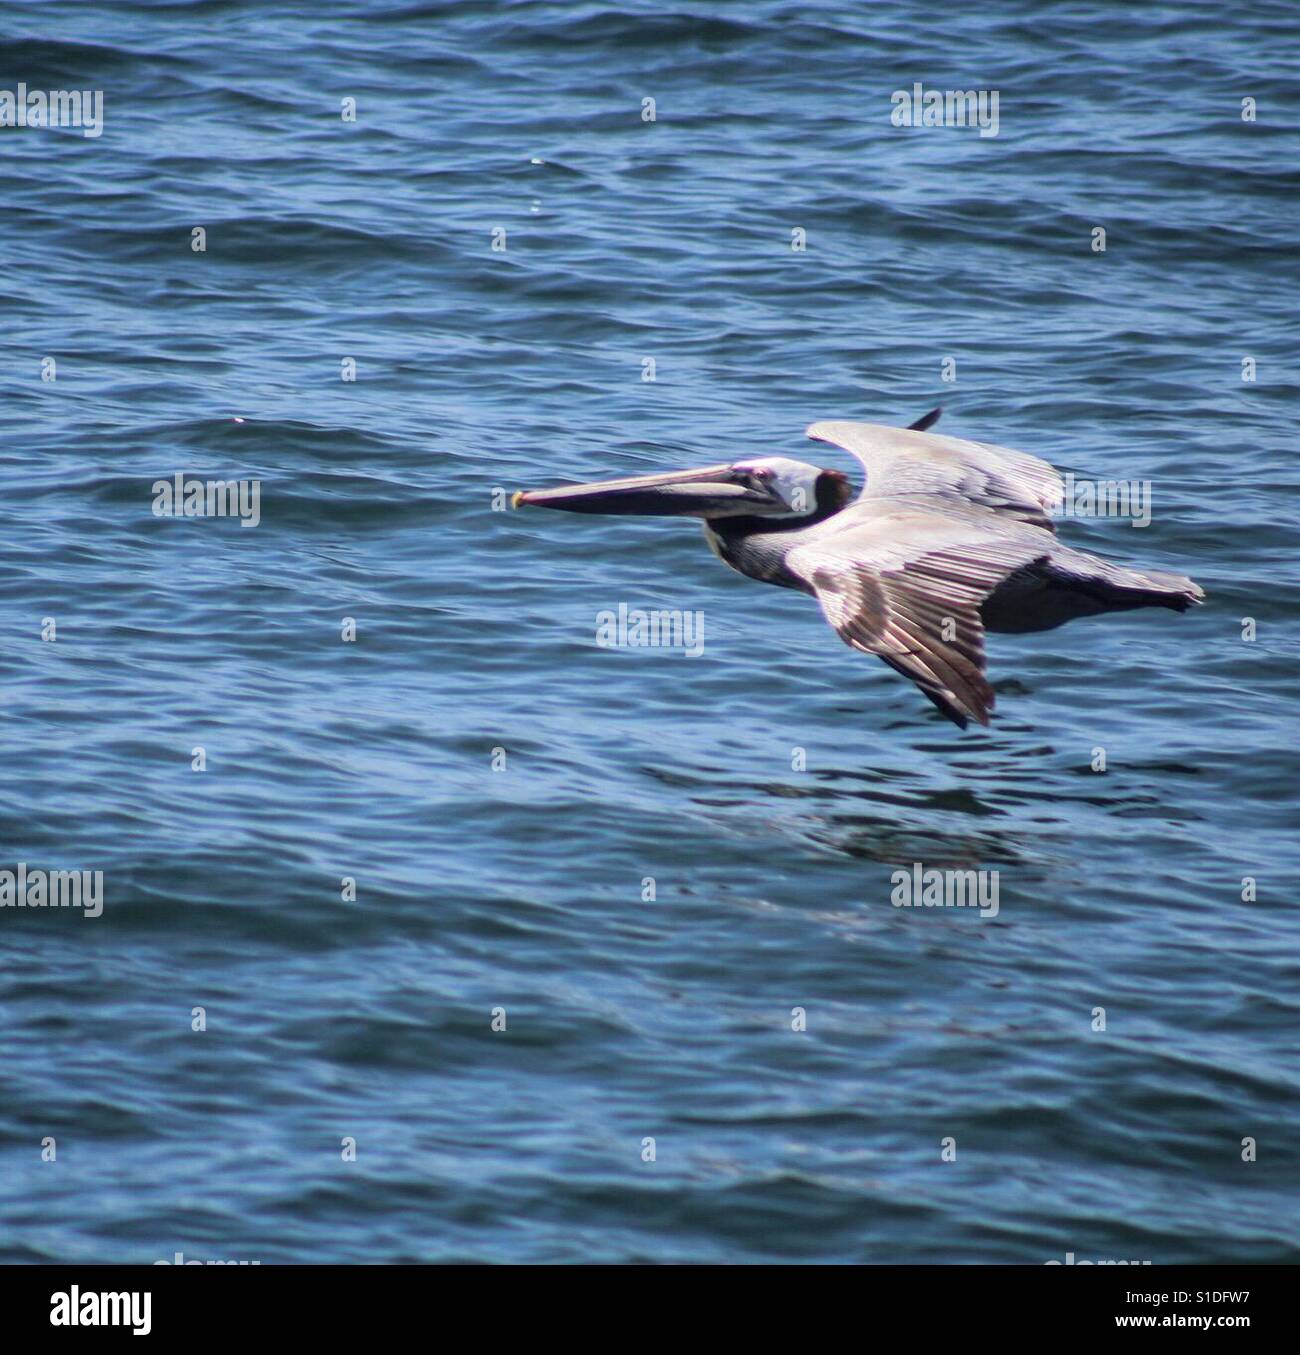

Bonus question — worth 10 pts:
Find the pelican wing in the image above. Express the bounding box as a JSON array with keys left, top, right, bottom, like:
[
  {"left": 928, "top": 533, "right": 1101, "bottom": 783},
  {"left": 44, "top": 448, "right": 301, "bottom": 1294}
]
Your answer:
[
  {"left": 786, "top": 504, "right": 1053, "bottom": 727},
  {"left": 806, "top": 420, "right": 1064, "bottom": 529}
]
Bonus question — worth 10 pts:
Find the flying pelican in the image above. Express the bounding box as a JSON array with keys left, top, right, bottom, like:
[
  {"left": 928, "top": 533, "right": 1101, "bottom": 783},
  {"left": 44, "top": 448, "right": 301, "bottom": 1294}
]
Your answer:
[{"left": 512, "top": 412, "right": 1204, "bottom": 728}]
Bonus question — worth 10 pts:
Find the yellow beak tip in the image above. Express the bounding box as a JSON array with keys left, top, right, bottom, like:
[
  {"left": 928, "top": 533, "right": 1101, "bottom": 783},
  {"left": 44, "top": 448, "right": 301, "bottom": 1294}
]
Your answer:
[{"left": 510, "top": 490, "right": 524, "bottom": 509}]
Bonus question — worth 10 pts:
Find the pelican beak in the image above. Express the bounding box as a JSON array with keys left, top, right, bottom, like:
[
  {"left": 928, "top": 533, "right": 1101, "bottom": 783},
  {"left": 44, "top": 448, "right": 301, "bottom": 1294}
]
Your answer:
[{"left": 513, "top": 464, "right": 778, "bottom": 517}]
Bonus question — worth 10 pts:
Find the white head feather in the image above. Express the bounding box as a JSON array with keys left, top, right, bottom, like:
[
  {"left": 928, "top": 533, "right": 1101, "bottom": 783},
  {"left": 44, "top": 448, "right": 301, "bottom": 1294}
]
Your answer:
[{"left": 731, "top": 456, "right": 823, "bottom": 516}]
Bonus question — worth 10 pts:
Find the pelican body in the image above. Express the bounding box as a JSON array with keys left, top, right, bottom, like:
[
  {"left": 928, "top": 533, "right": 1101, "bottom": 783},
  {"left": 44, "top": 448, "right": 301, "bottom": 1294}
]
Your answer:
[{"left": 514, "top": 412, "right": 1203, "bottom": 728}]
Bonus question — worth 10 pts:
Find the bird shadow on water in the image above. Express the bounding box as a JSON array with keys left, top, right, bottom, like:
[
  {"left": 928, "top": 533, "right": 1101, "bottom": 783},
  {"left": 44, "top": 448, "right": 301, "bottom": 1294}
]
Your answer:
[{"left": 640, "top": 738, "right": 1069, "bottom": 873}]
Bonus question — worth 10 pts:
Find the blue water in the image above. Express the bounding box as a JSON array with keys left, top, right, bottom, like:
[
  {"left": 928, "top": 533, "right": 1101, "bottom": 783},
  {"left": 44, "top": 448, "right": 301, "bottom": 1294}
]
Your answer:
[{"left": 2, "top": 0, "right": 1298, "bottom": 1264}]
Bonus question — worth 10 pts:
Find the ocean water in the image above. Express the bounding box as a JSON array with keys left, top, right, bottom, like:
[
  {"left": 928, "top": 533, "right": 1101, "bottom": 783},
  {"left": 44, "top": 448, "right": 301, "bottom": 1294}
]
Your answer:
[{"left": 2, "top": 0, "right": 1298, "bottom": 1264}]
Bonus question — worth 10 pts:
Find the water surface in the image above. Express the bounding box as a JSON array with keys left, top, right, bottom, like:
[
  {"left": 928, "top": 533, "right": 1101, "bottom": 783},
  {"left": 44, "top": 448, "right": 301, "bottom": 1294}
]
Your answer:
[{"left": 1, "top": 0, "right": 1298, "bottom": 1263}]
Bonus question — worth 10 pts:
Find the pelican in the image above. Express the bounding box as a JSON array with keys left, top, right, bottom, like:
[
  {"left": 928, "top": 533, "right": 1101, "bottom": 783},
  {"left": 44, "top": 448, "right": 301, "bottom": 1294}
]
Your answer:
[{"left": 513, "top": 412, "right": 1204, "bottom": 728}]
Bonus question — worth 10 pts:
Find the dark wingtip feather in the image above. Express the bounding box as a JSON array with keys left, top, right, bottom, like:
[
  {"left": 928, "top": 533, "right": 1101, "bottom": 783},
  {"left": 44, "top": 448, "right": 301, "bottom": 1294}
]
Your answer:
[{"left": 907, "top": 407, "right": 943, "bottom": 433}]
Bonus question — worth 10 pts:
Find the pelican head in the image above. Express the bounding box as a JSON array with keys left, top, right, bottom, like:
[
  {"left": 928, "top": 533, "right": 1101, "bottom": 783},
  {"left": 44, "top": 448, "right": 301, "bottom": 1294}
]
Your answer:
[{"left": 514, "top": 456, "right": 849, "bottom": 520}]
